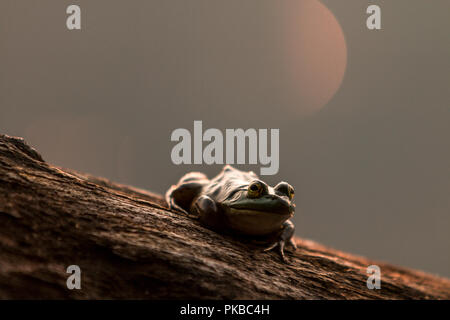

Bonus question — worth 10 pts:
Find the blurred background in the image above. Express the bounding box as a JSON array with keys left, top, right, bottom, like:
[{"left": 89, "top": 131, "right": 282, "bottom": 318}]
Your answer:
[{"left": 1, "top": 0, "right": 449, "bottom": 277}]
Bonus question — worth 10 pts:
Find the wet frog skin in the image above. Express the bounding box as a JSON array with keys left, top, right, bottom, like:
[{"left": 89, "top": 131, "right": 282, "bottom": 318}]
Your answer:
[{"left": 166, "top": 165, "right": 297, "bottom": 261}]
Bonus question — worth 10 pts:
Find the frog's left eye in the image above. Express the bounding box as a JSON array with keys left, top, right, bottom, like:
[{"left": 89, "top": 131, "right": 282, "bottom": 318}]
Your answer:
[
  {"left": 275, "top": 182, "right": 295, "bottom": 200},
  {"left": 288, "top": 188, "right": 295, "bottom": 200},
  {"left": 248, "top": 181, "right": 265, "bottom": 198}
]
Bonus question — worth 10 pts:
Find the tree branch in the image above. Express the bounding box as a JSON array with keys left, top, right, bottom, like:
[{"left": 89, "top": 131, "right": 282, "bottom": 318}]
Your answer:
[{"left": 0, "top": 134, "right": 448, "bottom": 299}]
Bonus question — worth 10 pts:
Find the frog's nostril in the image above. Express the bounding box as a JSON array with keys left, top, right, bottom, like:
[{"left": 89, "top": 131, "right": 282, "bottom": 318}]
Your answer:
[{"left": 267, "top": 194, "right": 290, "bottom": 206}]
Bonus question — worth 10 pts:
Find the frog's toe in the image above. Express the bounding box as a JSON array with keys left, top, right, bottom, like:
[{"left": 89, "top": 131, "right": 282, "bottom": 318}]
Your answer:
[
  {"left": 288, "top": 238, "right": 297, "bottom": 250},
  {"left": 263, "top": 242, "right": 278, "bottom": 252},
  {"left": 264, "top": 240, "right": 288, "bottom": 263}
]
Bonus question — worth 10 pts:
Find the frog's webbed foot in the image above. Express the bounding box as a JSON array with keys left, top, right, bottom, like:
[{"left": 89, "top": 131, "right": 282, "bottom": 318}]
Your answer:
[{"left": 264, "top": 220, "right": 296, "bottom": 263}]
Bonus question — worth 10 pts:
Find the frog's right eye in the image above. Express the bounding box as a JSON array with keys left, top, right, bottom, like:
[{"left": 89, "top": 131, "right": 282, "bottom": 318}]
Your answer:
[{"left": 248, "top": 181, "right": 264, "bottom": 198}]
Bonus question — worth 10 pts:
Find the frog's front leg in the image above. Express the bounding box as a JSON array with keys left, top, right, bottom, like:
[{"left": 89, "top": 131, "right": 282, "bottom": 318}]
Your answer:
[
  {"left": 191, "top": 195, "right": 224, "bottom": 229},
  {"left": 264, "top": 220, "right": 296, "bottom": 262}
]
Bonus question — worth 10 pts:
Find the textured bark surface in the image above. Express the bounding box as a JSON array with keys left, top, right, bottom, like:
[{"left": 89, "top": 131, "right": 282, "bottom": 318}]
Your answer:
[{"left": 0, "top": 134, "right": 449, "bottom": 299}]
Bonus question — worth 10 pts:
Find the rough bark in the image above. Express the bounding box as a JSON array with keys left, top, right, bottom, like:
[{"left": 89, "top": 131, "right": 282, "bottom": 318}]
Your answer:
[{"left": 0, "top": 134, "right": 448, "bottom": 299}]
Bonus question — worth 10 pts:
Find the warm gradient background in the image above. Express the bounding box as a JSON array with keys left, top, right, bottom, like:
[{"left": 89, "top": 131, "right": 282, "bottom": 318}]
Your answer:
[{"left": 1, "top": 0, "right": 449, "bottom": 277}]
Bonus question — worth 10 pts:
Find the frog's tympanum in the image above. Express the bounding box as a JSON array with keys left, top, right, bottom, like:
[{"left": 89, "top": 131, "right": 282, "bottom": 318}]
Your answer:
[{"left": 166, "top": 165, "right": 297, "bottom": 261}]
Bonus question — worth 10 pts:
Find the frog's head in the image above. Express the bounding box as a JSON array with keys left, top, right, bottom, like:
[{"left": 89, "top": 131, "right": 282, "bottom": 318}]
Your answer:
[{"left": 220, "top": 179, "right": 296, "bottom": 236}]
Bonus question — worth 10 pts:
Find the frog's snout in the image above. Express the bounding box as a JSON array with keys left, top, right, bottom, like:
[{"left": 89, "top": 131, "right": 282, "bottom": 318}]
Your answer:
[{"left": 263, "top": 194, "right": 295, "bottom": 215}]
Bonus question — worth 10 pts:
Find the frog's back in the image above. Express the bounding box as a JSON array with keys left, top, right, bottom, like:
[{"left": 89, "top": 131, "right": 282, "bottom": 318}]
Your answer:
[
  {"left": 202, "top": 165, "right": 258, "bottom": 202},
  {"left": 166, "top": 165, "right": 258, "bottom": 213}
]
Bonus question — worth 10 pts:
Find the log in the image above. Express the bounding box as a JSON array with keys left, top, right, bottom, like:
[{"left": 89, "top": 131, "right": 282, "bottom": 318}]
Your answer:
[{"left": 0, "top": 134, "right": 448, "bottom": 299}]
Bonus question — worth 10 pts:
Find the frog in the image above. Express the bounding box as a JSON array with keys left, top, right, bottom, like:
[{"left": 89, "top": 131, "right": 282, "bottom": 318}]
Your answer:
[{"left": 165, "top": 165, "right": 297, "bottom": 262}]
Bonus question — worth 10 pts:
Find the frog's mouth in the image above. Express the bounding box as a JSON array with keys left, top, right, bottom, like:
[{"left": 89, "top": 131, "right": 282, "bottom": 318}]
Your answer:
[
  {"left": 224, "top": 204, "right": 294, "bottom": 236},
  {"left": 227, "top": 208, "right": 294, "bottom": 219},
  {"left": 225, "top": 197, "right": 295, "bottom": 217}
]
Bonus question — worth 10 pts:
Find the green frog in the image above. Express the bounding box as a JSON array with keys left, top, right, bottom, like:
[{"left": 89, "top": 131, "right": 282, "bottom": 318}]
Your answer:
[{"left": 165, "top": 165, "right": 297, "bottom": 261}]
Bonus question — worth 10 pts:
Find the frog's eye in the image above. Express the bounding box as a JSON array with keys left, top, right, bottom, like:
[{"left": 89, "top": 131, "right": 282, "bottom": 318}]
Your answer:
[
  {"left": 248, "top": 181, "right": 264, "bottom": 198},
  {"left": 288, "top": 187, "right": 295, "bottom": 200},
  {"left": 274, "top": 182, "right": 295, "bottom": 200}
]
